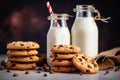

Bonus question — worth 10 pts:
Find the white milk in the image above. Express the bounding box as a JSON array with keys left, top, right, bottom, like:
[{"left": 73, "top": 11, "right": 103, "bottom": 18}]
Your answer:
[
  {"left": 71, "top": 17, "right": 98, "bottom": 58},
  {"left": 47, "top": 27, "right": 70, "bottom": 66}
]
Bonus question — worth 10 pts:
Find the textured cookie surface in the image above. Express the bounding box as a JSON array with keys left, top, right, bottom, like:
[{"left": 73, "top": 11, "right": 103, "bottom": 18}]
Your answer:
[
  {"left": 72, "top": 54, "right": 99, "bottom": 74},
  {"left": 7, "top": 50, "right": 38, "bottom": 56},
  {"left": 51, "top": 44, "right": 81, "bottom": 53},
  {"left": 8, "top": 56, "right": 39, "bottom": 62},
  {"left": 6, "top": 61, "right": 36, "bottom": 70},
  {"left": 51, "top": 66, "right": 78, "bottom": 73},
  {"left": 50, "top": 53, "right": 78, "bottom": 59},
  {"left": 7, "top": 41, "right": 40, "bottom": 49},
  {"left": 51, "top": 59, "right": 73, "bottom": 66}
]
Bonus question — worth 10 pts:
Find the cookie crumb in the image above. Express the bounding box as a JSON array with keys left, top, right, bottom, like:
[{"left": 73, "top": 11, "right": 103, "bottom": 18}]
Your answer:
[
  {"left": 6, "top": 69, "right": 10, "bottom": 73},
  {"left": 104, "top": 71, "right": 109, "bottom": 75},
  {"left": 37, "top": 67, "right": 42, "bottom": 70},
  {"left": 115, "top": 66, "right": 120, "bottom": 72},
  {"left": 13, "top": 73, "right": 18, "bottom": 77},
  {"left": 25, "top": 71, "right": 29, "bottom": 74},
  {"left": 37, "top": 70, "right": 41, "bottom": 73},
  {"left": 43, "top": 73, "right": 47, "bottom": 77},
  {"left": 49, "top": 70, "right": 54, "bottom": 74},
  {"left": 79, "top": 72, "right": 83, "bottom": 76},
  {"left": 43, "top": 64, "right": 50, "bottom": 71}
]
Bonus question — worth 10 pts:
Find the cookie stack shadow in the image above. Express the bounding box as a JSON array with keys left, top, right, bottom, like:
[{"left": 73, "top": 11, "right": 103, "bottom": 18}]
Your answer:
[
  {"left": 50, "top": 45, "right": 81, "bottom": 72},
  {"left": 6, "top": 41, "right": 40, "bottom": 70}
]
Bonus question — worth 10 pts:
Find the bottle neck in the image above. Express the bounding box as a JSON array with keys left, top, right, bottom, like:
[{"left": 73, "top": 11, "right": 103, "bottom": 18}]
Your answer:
[
  {"left": 50, "top": 19, "right": 68, "bottom": 27},
  {"left": 76, "top": 11, "right": 93, "bottom": 18}
]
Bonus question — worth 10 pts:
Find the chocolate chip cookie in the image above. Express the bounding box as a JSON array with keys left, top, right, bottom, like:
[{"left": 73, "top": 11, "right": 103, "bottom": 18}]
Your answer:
[
  {"left": 7, "top": 41, "right": 40, "bottom": 49},
  {"left": 72, "top": 54, "right": 99, "bottom": 74},
  {"left": 6, "top": 61, "right": 36, "bottom": 70},
  {"left": 51, "top": 44, "right": 81, "bottom": 53},
  {"left": 51, "top": 66, "right": 78, "bottom": 73},
  {"left": 51, "top": 59, "right": 73, "bottom": 66},
  {"left": 7, "top": 50, "right": 38, "bottom": 56},
  {"left": 8, "top": 56, "right": 39, "bottom": 62}
]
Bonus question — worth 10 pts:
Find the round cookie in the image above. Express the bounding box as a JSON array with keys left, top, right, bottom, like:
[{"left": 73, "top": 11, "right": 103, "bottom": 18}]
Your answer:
[
  {"left": 72, "top": 54, "right": 99, "bottom": 74},
  {"left": 51, "top": 59, "right": 73, "bottom": 66},
  {"left": 6, "top": 61, "right": 36, "bottom": 70},
  {"left": 51, "top": 44, "right": 81, "bottom": 53},
  {"left": 7, "top": 50, "right": 38, "bottom": 56},
  {"left": 8, "top": 56, "right": 39, "bottom": 62},
  {"left": 50, "top": 53, "right": 78, "bottom": 59},
  {"left": 7, "top": 41, "right": 40, "bottom": 49},
  {"left": 51, "top": 66, "right": 78, "bottom": 73}
]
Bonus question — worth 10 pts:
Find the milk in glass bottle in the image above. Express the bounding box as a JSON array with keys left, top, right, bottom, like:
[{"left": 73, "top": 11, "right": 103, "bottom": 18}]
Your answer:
[
  {"left": 47, "top": 14, "right": 70, "bottom": 66},
  {"left": 71, "top": 5, "right": 98, "bottom": 58}
]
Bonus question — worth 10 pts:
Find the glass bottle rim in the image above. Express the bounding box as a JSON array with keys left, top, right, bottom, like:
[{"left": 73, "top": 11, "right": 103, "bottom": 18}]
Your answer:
[
  {"left": 47, "top": 13, "right": 72, "bottom": 20},
  {"left": 73, "top": 5, "right": 95, "bottom": 12}
]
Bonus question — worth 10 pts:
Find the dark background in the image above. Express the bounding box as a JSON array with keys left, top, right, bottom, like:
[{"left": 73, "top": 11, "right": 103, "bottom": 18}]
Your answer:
[{"left": 0, "top": 0, "right": 120, "bottom": 54}]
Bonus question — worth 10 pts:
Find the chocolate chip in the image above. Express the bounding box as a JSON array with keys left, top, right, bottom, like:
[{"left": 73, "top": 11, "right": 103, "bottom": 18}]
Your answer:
[
  {"left": 79, "top": 58, "right": 82, "bottom": 62},
  {"left": 69, "top": 47, "right": 74, "bottom": 50},
  {"left": 32, "top": 66, "right": 35, "bottom": 68},
  {"left": 32, "top": 44, "right": 34, "bottom": 46},
  {"left": 11, "top": 64, "right": 16, "bottom": 67},
  {"left": 79, "top": 72, "right": 83, "bottom": 76},
  {"left": 26, "top": 46, "right": 30, "bottom": 48},
  {"left": 49, "top": 70, "right": 54, "bottom": 74},
  {"left": 37, "top": 67, "right": 42, "bottom": 70},
  {"left": 87, "top": 65, "right": 92, "bottom": 68},
  {"left": 82, "top": 56, "right": 87, "bottom": 61},
  {"left": 59, "top": 45, "right": 63, "bottom": 47},
  {"left": 55, "top": 54, "right": 57, "bottom": 58},
  {"left": 86, "top": 69, "right": 90, "bottom": 73},
  {"left": 20, "top": 44, "right": 24, "bottom": 46},
  {"left": 53, "top": 45, "right": 56, "bottom": 47},
  {"left": 58, "top": 45, "right": 63, "bottom": 48},
  {"left": 37, "top": 70, "right": 41, "bottom": 73},
  {"left": 30, "top": 57, "right": 33, "bottom": 59},
  {"left": 43, "top": 64, "right": 50, "bottom": 71},
  {"left": 25, "top": 71, "right": 29, "bottom": 74},
  {"left": 43, "top": 73, "right": 47, "bottom": 77},
  {"left": 13, "top": 73, "right": 18, "bottom": 77},
  {"left": 115, "top": 66, "right": 120, "bottom": 72},
  {"left": 82, "top": 56, "right": 85, "bottom": 58},
  {"left": 93, "top": 64, "right": 97, "bottom": 67},
  {"left": 6, "top": 69, "right": 10, "bottom": 73},
  {"left": 104, "top": 71, "right": 109, "bottom": 75}
]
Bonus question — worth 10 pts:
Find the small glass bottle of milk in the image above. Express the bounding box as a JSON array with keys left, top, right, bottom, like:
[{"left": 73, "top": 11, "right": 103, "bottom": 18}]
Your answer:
[
  {"left": 47, "top": 14, "right": 70, "bottom": 66},
  {"left": 71, "top": 5, "right": 98, "bottom": 58}
]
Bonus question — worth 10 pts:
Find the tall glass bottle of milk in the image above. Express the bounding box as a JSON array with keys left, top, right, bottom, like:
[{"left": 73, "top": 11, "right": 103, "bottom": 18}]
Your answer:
[
  {"left": 71, "top": 5, "right": 98, "bottom": 58},
  {"left": 47, "top": 14, "right": 70, "bottom": 66}
]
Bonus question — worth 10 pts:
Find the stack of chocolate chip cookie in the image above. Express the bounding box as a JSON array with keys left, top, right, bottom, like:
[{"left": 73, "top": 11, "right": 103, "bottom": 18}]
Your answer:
[
  {"left": 50, "top": 44, "right": 81, "bottom": 72},
  {"left": 6, "top": 41, "right": 40, "bottom": 70}
]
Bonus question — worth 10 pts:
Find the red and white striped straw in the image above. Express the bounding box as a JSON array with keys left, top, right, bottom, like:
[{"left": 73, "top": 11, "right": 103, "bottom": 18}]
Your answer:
[{"left": 46, "top": 1, "right": 60, "bottom": 27}]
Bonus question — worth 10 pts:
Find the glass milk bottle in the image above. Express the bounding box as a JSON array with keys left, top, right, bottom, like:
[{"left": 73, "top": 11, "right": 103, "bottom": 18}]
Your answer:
[
  {"left": 71, "top": 5, "right": 98, "bottom": 58},
  {"left": 47, "top": 14, "right": 70, "bottom": 66}
]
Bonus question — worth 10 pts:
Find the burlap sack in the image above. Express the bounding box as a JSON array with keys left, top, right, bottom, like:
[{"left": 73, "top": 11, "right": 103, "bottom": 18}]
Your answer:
[{"left": 95, "top": 47, "right": 120, "bottom": 70}]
